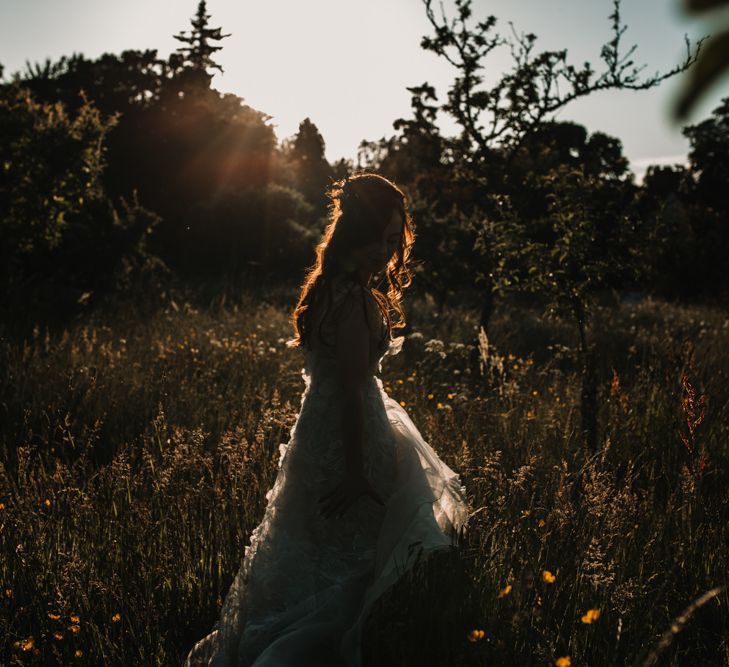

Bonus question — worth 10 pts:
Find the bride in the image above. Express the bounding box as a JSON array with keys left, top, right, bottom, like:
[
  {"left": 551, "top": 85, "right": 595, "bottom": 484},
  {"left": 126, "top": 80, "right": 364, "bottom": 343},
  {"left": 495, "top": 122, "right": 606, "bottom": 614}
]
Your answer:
[{"left": 184, "top": 172, "right": 470, "bottom": 666}]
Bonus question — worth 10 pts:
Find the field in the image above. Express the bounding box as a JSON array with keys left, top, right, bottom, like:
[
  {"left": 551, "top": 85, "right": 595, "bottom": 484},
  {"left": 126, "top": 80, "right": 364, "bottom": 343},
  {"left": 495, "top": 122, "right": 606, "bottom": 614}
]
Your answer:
[{"left": 1, "top": 286, "right": 727, "bottom": 666}]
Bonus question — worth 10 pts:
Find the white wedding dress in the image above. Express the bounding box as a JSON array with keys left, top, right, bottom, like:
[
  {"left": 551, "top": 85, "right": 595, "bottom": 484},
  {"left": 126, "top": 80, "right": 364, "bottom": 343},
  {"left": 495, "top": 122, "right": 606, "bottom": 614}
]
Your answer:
[{"left": 183, "top": 280, "right": 470, "bottom": 666}]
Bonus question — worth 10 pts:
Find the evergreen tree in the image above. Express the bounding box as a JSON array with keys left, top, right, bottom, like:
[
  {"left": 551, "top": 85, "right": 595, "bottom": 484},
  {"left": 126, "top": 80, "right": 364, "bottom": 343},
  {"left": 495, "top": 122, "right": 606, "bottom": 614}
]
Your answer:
[
  {"left": 173, "top": 1, "right": 231, "bottom": 89},
  {"left": 291, "top": 118, "right": 332, "bottom": 211}
]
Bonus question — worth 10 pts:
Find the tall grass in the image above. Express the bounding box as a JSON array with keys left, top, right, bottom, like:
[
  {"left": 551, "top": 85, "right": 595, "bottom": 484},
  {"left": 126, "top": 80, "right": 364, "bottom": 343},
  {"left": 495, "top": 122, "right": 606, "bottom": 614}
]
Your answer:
[{"left": 1, "top": 292, "right": 727, "bottom": 665}]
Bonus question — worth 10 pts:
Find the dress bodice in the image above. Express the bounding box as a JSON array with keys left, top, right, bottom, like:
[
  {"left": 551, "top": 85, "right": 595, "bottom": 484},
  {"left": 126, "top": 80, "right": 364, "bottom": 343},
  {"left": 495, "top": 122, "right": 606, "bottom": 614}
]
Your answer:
[
  {"left": 301, "top": 276, "right": 404, "bottom": 398},
  {"left": 302, "top": 334, "right": 404, "bottom": 399}
]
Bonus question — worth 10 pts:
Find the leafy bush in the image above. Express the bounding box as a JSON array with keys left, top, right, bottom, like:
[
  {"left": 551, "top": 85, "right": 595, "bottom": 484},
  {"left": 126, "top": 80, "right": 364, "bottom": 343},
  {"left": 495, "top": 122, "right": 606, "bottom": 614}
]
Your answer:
[{"left": 179, "top": 183, "right": 318, "bottom": 277}]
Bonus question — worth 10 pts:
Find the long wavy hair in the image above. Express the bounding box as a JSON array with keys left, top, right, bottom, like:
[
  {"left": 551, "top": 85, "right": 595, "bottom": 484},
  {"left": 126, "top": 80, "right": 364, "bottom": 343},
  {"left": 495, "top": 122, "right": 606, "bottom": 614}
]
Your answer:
[{"left": 287, "top": 172, "right": 415, "bottom": 350}]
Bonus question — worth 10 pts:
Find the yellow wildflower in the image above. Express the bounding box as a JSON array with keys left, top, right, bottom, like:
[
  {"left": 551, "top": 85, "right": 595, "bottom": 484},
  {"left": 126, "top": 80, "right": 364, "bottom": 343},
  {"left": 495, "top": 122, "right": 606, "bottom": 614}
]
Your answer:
[
  {"left": 581, "top": 608, "right": 601, "bottom": 624},
  {"left": 20, "top": 637, "right": 35, "bottom": 651},
  {"left": 0, "top": 502, "right": 5, "bottom": 510},
  {"left": 555, "top": 657, "right": 571, "bottom": 667},
  {"left": 497, "top": 584, "right": 512, "bottom": 598},
  {"left": 542, "top": 570, "right": 556, "bottom": 584},
  {"left": 437, "top": 402, "right": 444, "bottom": 409},
  {"left": 532, "top": 390, "right": 539, "bottom": 396},
  {"left": 70, "top": 614, "right": 80, "bottom": 623},
  {"left": 68, "top": 624, "right": 81, "bottom": 633},
  {"left": 513, "top": 363, "right": 520, "bottom": 371},
  {"left": 466, "top": 628, "right": 485, "bottom": 642},
  {"left": 44, "top": 498, "right": 51, "bottom": 507},
  {"left": 538, "top": 519, "right": 546, "bottom": 527},
  {"left": 48, "top": 612, "right": 61, "bottom": 620},
  {"left": 53, "top": 631, "right": 64, "bottom": 640},
  {"left": 399, "top": 401, "right": 407, "bottom": 407},
  {"left": 521, "top": 510, "right": 531, "bottom": 518},
  {"left": 427, "top": 393, "right": 434, "bottom": 400},
  {"left": 4, "top": 588, "right": 12, "bottom": 598},
  {"left": 396, "top": 379, "right": 404, "bottom": 385},
  {"left": 447, "top": 393, "right": 455, "bottom": 399},
  {"left": 75, "top": 649, "right": 83, "bottom": 657},
  {"left": 112, "top": 612, "right": 122, "bottom": 622},
  {"left": 526, "top": 410, "right": 535, "bottom": 419}
]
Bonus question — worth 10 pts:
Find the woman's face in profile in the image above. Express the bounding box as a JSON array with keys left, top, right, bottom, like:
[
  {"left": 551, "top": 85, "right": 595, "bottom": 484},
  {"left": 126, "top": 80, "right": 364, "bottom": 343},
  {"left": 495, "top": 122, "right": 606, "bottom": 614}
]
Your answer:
[{"left": 351, "top": 208, "right": 404, "bottom": 277}]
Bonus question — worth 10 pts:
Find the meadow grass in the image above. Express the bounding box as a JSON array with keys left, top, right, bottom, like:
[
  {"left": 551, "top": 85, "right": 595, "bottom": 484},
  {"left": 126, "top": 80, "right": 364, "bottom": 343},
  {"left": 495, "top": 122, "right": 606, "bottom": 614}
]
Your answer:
[{"left": 1, "top": 288, "right": 727, "bottom": 666}]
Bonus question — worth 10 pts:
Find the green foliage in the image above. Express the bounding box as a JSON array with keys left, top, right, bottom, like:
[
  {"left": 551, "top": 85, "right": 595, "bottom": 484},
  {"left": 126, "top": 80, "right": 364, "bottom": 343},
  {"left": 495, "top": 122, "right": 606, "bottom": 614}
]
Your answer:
[
  {"left": 0, "top": 81, "right": 169, "bottom": 329},
  {"left": 484, "top": 165, "right": 642, "bottom": 322},
  {"left": 683, "top": 96, "right": 729, "bottom": 209},
  {"left": 289, "top": 117, "right": 333, "bottom": 212},
  {"left": 360, "top": 0, "right": 704, "bottom": 326},
  {"left": 181, "top": 183, "right": 317, "bottom": 276},
  {"left": 634, "top": 97, "right": 729, "bottom": 298},
  {"left": 356, "top": 0, "right": 723, "bottom": 450},
  {"left": 4, "top": 0, "right": 727, "bottom": 304},
  {"left": 9, "top": 6, "right": 299, "bottom": 281},
  {"left": 17, "top": 50, "right": 166, "bottom": 116},
  {"left": 359, "top": 83, "right": 447, "bottom": 185},
  {"left": 0, "top": 83, "right": 113, "bottom": 264}
]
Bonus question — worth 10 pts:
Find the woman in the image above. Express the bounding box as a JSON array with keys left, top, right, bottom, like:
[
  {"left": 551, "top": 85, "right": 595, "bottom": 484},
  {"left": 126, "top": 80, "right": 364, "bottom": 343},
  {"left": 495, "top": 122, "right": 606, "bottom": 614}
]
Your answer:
[{"left": 184, "top": 173, "right": 469, "bottom": 667}]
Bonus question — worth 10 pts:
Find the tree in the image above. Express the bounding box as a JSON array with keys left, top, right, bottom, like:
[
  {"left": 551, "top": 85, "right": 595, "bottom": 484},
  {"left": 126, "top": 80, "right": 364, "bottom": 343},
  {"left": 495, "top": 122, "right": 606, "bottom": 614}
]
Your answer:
[
  {"left": 173, "top": 0, "right": 231, "bottom": 91},
  {"left": 361, "top": 0, "right": 702, "bottom": 324},
  {"left": 9, "top": 39, "right": 284, "bottom": 280},
  {"left": 669, "top": 96, "right": 729, "bottom": 296},
  {"left": 420, "top": 0, "right": 703, "bottom": 166},
  {"left": 0, "top": 83, "right": 112, "bottom": 268},
  {"left": 290, "top": 118, "right": 333, "bottom": 212},
  {"left": 412, "top": 0, "right": 704, "bottom": 450},
  {"left": 483, "top": 163, "right": 642, "bottom": 450},
  {"left": 0, "top": 81, "right": 164, "bottom": 311},
  {"left": 634, "top": 164, "right": 696, "bottom": 298},
  {"left": 683, "top": 96, "right": 729, "bottom": 211},
  {"left": 17, "top": 51, "right": 166, "bottom": 116}
]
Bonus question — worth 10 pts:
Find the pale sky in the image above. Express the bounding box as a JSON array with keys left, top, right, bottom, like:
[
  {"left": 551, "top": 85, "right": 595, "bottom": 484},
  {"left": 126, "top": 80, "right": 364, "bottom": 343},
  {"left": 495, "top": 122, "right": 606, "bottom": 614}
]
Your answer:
[{"left": 2, "top": 0, "right": 728, "bottom": 181}]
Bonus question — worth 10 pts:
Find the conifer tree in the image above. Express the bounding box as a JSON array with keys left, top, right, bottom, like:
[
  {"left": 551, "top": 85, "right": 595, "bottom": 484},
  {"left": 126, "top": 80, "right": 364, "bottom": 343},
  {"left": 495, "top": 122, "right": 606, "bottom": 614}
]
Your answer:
[
  {"left": 172, "top": 1, "right": 231, "bottom": 88},
  {"left": 291, "top": 118, "right": 333, "bottom": 211}
]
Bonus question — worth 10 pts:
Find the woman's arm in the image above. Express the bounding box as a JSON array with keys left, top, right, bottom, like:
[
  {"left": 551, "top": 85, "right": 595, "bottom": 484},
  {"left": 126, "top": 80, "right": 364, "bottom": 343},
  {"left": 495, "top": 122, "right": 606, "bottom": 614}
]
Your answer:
[
  {"left": 319, "top": 285, "right": 384, "bottom": 519},
  {"left": 334, "top": 287, "right": 371, "bottom": 475}
]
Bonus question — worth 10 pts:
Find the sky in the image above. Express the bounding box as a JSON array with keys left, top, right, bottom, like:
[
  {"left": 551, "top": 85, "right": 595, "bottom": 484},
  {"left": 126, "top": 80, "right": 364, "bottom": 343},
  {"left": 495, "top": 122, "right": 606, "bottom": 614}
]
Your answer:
[{"left": 2, "top": 0, "right": 728, "bottom": 182}]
